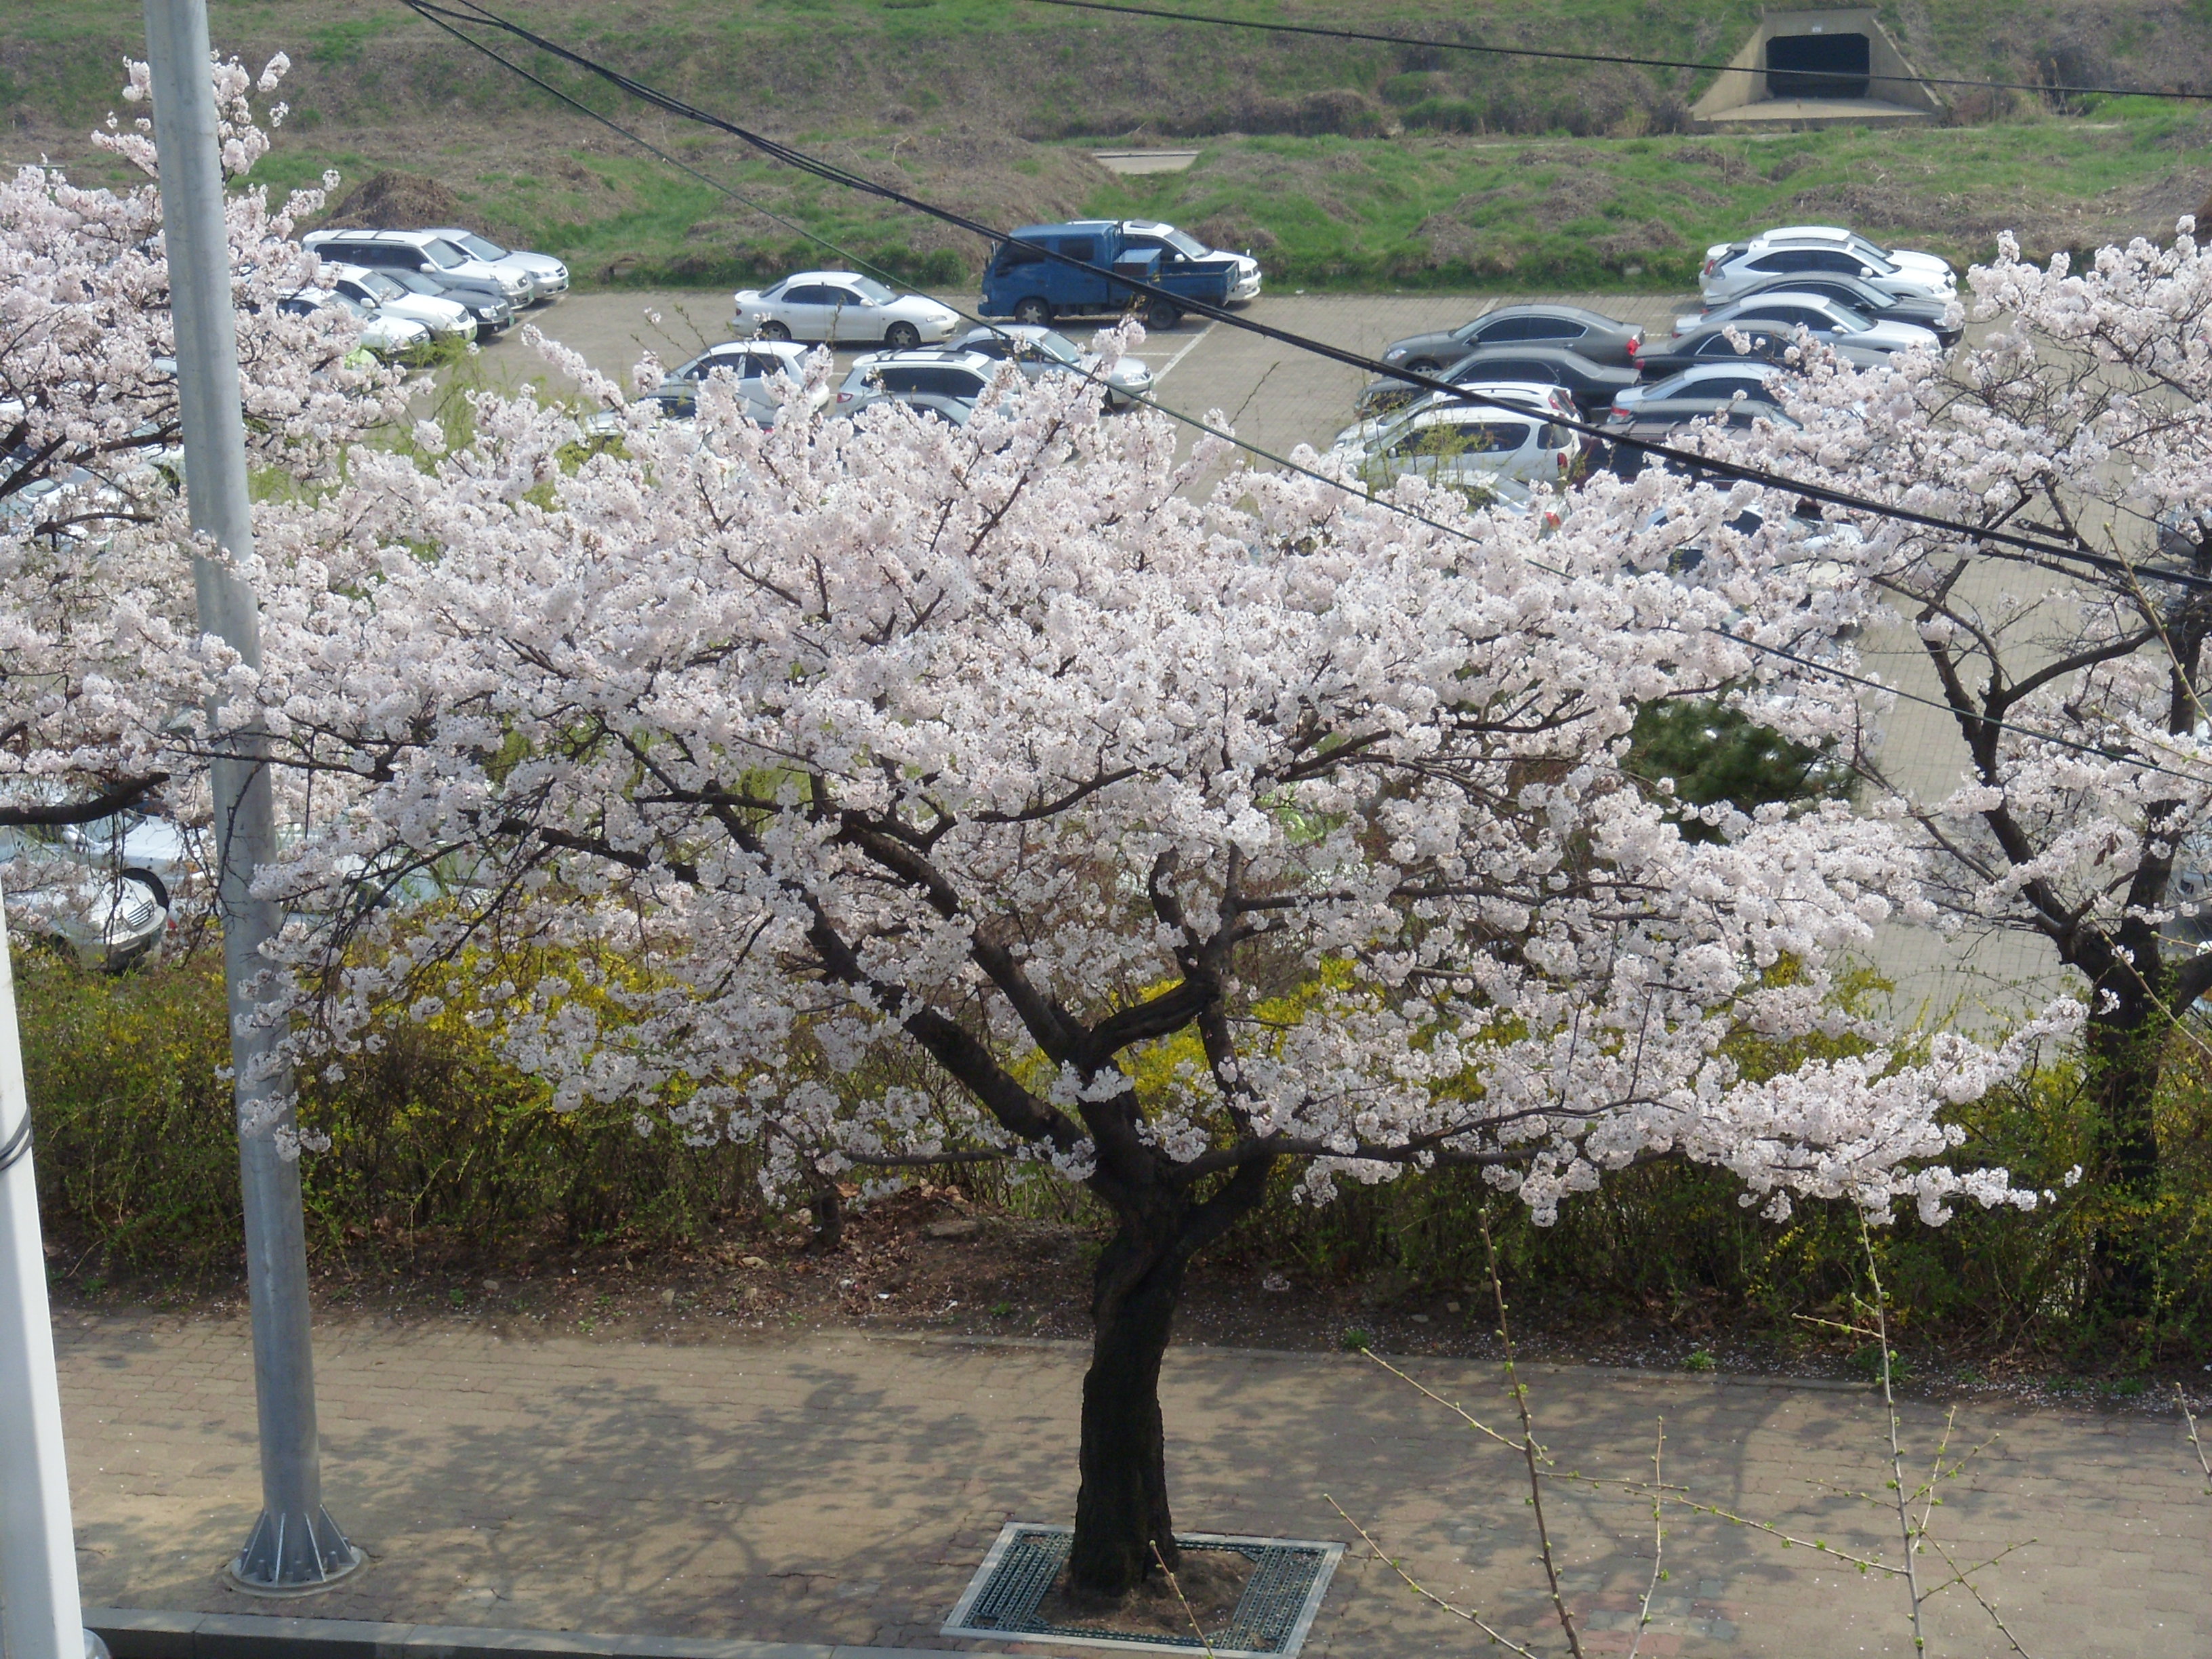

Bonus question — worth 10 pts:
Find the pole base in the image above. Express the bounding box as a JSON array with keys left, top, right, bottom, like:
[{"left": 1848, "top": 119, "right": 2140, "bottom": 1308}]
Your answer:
[{"left": 223, "top": 1506, "right": 364, "bottom": 1597}]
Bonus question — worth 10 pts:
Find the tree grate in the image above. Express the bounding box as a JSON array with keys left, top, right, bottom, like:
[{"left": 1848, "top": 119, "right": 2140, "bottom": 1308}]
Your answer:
[{"left": 941, "top": 1524, "right": 1343, "bottom": 1658}]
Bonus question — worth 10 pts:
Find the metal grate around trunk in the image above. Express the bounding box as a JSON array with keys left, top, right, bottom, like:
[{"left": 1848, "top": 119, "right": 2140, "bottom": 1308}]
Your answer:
[{"left": 941, "top": 1524, "right": 1343, "bottom": 1658}]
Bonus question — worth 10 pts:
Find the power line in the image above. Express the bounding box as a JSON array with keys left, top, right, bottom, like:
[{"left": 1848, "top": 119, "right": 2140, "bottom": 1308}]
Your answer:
[
  {"left": 386, "top": 5, "right": 2212, "bottom": 790},
  {"left": 400, "top": 0, "right": 2212, "bottom": 603},
  {"left": 1026, "top": 0, "right": 2212, "bottom": 105}
]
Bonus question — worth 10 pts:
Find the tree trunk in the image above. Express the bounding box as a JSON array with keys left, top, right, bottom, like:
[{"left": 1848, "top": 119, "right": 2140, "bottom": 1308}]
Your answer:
[
  {"left": 1068, "top": 1214, "right": 1188, "bottom": 1596},
  {"left": 807, "top": 1184, "right": 844, "bottom": 1253},
  {"left": 2085, "top": 967, "right": 2167, "bottom": 1313}
]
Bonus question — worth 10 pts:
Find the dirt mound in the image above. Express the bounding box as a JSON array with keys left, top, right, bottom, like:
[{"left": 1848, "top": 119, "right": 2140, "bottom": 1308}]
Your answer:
[{"left": 317, "top": 171, "right": 510, "bottom": 241}]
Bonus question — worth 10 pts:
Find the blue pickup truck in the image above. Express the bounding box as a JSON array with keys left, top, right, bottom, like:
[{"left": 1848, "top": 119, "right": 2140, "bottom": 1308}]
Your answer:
[{"left": 981, "top": 220, "right": 1239, "bottom": 331}]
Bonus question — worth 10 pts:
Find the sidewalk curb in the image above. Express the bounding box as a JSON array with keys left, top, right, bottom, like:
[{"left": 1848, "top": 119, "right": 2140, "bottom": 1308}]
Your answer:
[{"left": 83, "top": 1610, "right": 989, "bottom": 1659}]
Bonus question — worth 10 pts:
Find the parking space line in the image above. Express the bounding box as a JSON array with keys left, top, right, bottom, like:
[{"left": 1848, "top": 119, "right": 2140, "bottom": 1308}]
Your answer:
[{"left": 1150, "top": 323, "right": 1216, "bottom": 384}]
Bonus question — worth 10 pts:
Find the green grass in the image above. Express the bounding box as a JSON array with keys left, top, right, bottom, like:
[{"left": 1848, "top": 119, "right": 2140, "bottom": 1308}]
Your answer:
[
  {"left": 1082, "top": 109, "right": 2211, "bottom": 290},
  {"left": 241, "top": 98, "right": 2207, "bottom": 293},
  {"left": 9, "top": 1, "right": 2208, "bottom": 291}
]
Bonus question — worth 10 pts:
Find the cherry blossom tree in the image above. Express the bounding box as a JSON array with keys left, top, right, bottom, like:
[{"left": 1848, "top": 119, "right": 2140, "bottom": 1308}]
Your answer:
[
  {"left": 1717, "top": 227, "right": 2212, "bottom": 1300},
  {"left": 215, "top": 348, "right": 2074, "bottom": 1593},
  {"left": 0, "top": 52, "right": 2089, "bottom": 1599},
  {"left": 0, "top": 51, "right": 397, "bottom": 845}
]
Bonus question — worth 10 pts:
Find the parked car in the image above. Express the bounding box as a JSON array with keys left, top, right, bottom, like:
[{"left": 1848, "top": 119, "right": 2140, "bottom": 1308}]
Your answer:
[
  {"left": 1686, "top": 272, "right": 1959, "bottom": 347},
  {"left": 1333, "top": 380, "right": 1577, "bottom": 453},
  {"left": 835, "top": 350, "right": 1012, "bottom": 426},
  {"left": 734, "top": 272, "right": 962, "bottom": 348},
  {"left": 980, "top": 221, "right": 1237, "bottom": 330},
  {"left": 324, "top": 263, "right": 477, "bottom": 342},
  {"left": 1762, "top": 226, "right": 1957, "bottom": 287},
  {"left": 0, "top": 808, "right": 188, "bottom": 972},
  {"left": 1353, "top": 344, "right": 1639, "bottom": 419},
  {"left": 1607, "top": 363, "right": 1782, "bottom": 422},
  {"left": 1655, "top": 501, "right": 1862, "bottom": 626},
  {"left": 651, "top": 340, "right": 830, "bottom": 425},
  {"left": 1332, "top": 402, "right": 1586, "bottom": 492},
  {"left": 1379, "top": 304, "right": 1645, "bottom": 374},
  {"left": 1701, "top": 228, "right": 1956, "bottom": 306},
  {"left": 1605, "top": 406, "right": 1803, "bottom": 479},
  {"left": 302, "top": 228, "right": 535, "bottom": 308},
  {"left": 1691, "top": 293, "right": 1940, "bottom": 356},
  {"left": 945, "top": 324, "right": 1153, "bottom": 407},
  {"left": 1633, "top": 322, "right": 1890, "bottom": 379},
  {"left": 278, "top": 287, "right": 431, "bottom": 358},
  {"left": 419, "top": 227, "right": 569, "bottom": 302},
  {"left": 1083, "top": 219, "right": 1263, "bottom": 303},
  {"left": 372, "top": 263, "right": 516, "bottom": 335}
]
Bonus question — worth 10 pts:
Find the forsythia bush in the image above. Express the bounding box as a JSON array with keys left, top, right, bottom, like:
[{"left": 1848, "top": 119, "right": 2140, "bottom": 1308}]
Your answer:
[{"left": 14, "top": 943, "right": 760, "bottom": 1276}]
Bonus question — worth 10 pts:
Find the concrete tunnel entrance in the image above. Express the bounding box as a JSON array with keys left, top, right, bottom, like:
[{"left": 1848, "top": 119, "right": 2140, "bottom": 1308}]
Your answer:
[
  {"left": 1765, "top": 32, "right": 1872, "bottom": 100},
  {"left": 1690, "top": 7, "right": 1942, "bottom": 129}
]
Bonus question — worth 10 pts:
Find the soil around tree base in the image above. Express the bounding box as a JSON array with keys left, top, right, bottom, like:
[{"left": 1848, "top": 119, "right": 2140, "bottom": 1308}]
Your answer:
[{"left": 1036, "top": 1548, "right": 1255, "bottom": 1641}]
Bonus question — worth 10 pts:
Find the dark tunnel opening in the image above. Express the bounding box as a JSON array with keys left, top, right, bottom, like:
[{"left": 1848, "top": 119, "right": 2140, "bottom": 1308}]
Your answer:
[{"left": 1765, "top": 33, "right": 1873, "bottom": 100}]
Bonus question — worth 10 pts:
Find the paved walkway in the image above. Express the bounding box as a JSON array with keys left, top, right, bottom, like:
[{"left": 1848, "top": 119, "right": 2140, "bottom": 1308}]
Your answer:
[{"left": 53, "top": 1315, "right": 2209, "bottom": 1657}]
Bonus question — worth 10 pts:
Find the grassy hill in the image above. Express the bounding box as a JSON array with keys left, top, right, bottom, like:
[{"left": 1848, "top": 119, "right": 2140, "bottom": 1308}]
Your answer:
[{"left": 5, "top": 1, "right": 2209, "bottom": 288}]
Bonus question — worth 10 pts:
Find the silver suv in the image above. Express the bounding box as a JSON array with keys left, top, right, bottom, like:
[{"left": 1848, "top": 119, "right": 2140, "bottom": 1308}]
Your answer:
[
  {"left": 835, "top": 351, "right": 1012, "bottom": 426},
  {"left": 1332, "top": 403, "right": 1585, "bottom": 491},
  {"left": 421, "top": 227, "right": 569, "bottom": 303},
  {"left": 302, "top": 228, "right": 534, "bottom": 308}
]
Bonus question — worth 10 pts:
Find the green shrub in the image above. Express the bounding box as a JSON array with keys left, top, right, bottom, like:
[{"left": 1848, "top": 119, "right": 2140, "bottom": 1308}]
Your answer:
[{"left": 15, "top": 944, "right": 761, "bottom": 1279}]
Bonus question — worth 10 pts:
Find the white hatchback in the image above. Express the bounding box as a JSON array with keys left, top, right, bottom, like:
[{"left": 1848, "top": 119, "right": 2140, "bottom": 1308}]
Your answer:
[
  {"left": 735, "top": 272, "right": 962, "bottom": 348},
  {"left": 1332, "top": 403, "right": 1584, "bottom": 491}
]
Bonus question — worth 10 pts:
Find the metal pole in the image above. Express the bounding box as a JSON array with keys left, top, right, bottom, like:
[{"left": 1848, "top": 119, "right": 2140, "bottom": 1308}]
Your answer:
[
  {"left": 0, "top": 901, "right": 106, "bottom": 1659},
  {"left": 140, "top": 0, "right": 359, "bottom": 1595}
]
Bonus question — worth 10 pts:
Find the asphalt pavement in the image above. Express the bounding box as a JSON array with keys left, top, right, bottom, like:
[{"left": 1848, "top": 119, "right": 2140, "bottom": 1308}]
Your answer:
[{"left": 55, "top": 1314, "right": 2210, "bottom": 1657}]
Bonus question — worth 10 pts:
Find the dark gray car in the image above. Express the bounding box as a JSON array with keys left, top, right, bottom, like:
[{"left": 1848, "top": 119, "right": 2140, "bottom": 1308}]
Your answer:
[
  {"left": 1378, "top": 304, "right": 1645, "bottom": 375},
  {"left": 1636, "top": 324, "right": 1889, "bottom": 379},
  {"left": 1605, "top": 405, "right": 1802, "bottom": 478},
  {"left": 1688, "top": 273, "right": 1959, "bottom": 346},
  {"left": 1605, "top": 362, "right": 1782, "bottom": 422},
  {"left": 1355, "top": 342, "right": 1639, "bottom": 419}
]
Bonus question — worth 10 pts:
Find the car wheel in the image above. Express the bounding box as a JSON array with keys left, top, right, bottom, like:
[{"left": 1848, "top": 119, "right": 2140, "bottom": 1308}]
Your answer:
[
  {"left": 757, "top": 319, "right": 792, "bottom": 342},
  {"left": 884, "top": 321, "right": 921, "bottom": 350},
  {"left": 1013, "top": 297, "right": 1052, "bottom": 327},
  {"left": 1405, "top": 358, "right": 1441, "bottom": 374},
  {"left": 1143, "top": 298, "right": 1181, "bottom": 332}
]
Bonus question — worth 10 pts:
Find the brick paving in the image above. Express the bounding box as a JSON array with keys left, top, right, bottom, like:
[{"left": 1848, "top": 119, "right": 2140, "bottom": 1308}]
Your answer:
[{"left": 53, "top": 1314, "right": 2209, "bottom": 1657}]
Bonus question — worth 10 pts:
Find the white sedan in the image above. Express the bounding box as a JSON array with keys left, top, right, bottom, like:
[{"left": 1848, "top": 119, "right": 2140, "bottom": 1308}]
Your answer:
[
  {"left": 324, "top": 262, "right": 478, "bottom": 341},
  {"left": 733, "top": 272, "right": 961, "bottom": 348},
  {"left": 278, "top": 288, "right": 431, "bottom": 358}
]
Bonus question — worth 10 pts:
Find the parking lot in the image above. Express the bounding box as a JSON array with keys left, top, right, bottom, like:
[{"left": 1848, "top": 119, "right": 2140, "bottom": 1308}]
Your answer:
[{"left": 464, "top": 287, "right": 2061, "bottom": 1021}]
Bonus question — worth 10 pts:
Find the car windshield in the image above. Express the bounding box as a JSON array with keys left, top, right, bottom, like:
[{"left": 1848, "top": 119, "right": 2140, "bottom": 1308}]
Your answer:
[
  {"left": 330, "top": 293, "right": 367, "bottom": 318},
  {"left": 1164, "top": 230, "right": 1209, "bottom": 258},
  {"left": 421, "top": 239, "right": 470, "bottom": 270},
  {"left": 381, "top": 268, "right": 445, "bottom": 295},
  {"left": 1826, "top": 302, "right": 1877, "bottom": 332},
  {"left": 356, "top": 271, "right": 407, "bottom": 301},
  {"left": 1027, "top": 331, "right": 1082, "bottom": 364},
  {"left": 850, "top": 276, "right": 898, "bottom": 304},
  {"left": 451, "top": 232, "right": 508, "bottom": 261}
]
